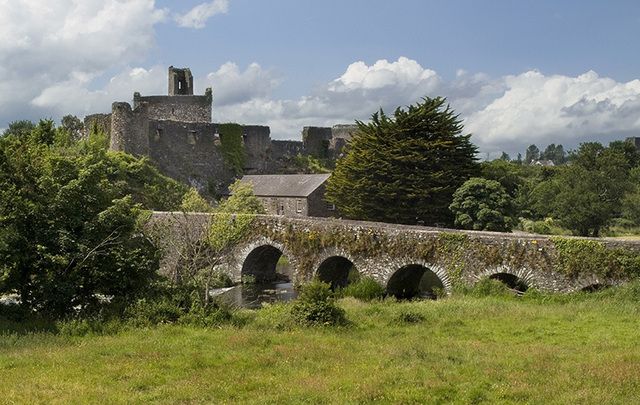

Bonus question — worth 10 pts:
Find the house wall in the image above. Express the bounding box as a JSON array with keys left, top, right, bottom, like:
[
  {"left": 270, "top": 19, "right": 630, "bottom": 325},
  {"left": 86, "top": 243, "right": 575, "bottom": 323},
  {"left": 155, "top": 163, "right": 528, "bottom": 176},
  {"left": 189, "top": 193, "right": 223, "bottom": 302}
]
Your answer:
[
  {"left": 257, "top": 196, "right": 309, "bottom": 217},
  {"left": 307, "top": 184, "right": 337, "bottom": 218}
]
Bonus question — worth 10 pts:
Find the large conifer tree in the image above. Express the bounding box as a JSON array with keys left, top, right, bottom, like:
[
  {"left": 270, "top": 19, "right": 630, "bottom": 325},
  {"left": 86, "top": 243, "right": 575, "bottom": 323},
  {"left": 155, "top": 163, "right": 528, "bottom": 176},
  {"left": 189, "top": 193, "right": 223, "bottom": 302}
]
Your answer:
[{"left": 325, "top": 97, "right": 478, "bottom": 225}]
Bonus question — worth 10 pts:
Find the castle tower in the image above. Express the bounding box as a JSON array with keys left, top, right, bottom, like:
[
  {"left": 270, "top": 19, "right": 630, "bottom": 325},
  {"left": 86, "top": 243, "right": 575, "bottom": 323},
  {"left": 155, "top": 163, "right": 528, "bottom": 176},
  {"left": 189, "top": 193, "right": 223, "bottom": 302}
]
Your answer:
[{"left": 168, "top": 66, "right": 193, "bottom": 95}]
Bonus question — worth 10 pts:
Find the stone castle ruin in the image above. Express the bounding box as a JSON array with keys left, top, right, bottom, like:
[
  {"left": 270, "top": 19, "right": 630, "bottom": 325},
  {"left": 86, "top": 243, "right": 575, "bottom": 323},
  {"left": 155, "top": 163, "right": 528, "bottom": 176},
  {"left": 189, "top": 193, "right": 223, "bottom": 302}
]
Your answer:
[{"left": 84, "top": 66, "right": 356, "bottom": 195}]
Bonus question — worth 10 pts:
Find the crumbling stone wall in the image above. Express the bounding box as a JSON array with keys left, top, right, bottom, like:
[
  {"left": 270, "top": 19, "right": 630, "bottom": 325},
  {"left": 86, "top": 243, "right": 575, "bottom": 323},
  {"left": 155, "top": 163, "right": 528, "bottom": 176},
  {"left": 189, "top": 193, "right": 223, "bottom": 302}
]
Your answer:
[
  {"left": 110, "top": 102, "right": 149, "bottom": 156},
  {"left": 133, "top": 90, "right": 212, "bottom": 123},
  {"left": 242, "top": 125, "right": 271, "bottom": 173},
  {"left": 303, "top": 126, "right": 332, "bottom": 158},
  {"left": 168, "top": 66, "right": 194, "bottom": 95},
  {"left": 147, "top": 120, "right": 234, "bottom": 194},
  {"left": 83, "top": 113, "right": 111, "bottom": 138}
]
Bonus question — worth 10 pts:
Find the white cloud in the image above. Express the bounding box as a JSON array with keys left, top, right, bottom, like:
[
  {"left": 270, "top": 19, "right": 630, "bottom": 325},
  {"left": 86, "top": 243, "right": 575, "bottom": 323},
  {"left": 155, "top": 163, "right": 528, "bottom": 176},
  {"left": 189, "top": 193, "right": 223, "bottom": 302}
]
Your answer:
[
  {"left": 0, "top": 0, "right": 167, "bottom": 124},
  {"left": 203, "top": 62, "right": 280, "bottom": 106},
  {"left": 465, "top": 70, "right": 640, "bottom": 154},
  {"left": 209, "top": 58, "right": 640, "bottom": 157},
  {"left": 174, "top": 0, "right": 228, "bottom": 29},
  {"left": 32, "top": 66, "right": 166, "bottom": 116},
  {"left": 329, "top": 57, "right": 440, "bottom": 92}
]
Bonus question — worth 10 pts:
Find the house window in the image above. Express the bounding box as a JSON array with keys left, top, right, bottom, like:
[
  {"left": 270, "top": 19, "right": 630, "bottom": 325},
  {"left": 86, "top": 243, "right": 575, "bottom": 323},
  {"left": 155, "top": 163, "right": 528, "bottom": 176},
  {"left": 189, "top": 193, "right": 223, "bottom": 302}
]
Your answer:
[
  {"left": 296, "top": 199, "right": 303, "bottom": 213},
  {"left": 326, "top": 202, "right": 336, "bottom": 211}
]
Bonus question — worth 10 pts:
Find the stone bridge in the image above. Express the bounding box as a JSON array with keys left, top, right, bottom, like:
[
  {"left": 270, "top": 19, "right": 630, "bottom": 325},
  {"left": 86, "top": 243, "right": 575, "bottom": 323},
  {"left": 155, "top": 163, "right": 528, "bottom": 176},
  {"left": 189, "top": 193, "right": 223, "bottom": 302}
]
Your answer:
[{"left": 148, "top": 212, "right": 640, "bottom": 297}]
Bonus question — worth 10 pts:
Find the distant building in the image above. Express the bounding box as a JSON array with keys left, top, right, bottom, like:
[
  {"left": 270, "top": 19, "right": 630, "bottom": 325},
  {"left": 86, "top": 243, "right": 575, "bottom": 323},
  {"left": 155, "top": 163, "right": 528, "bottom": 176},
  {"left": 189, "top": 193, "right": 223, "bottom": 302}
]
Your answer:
[
  {"left": 239, "top": 174, "right": 336, "bottom": 217},
  {"left": 533, "top": 159, "right": 555, "bottom": 167}
]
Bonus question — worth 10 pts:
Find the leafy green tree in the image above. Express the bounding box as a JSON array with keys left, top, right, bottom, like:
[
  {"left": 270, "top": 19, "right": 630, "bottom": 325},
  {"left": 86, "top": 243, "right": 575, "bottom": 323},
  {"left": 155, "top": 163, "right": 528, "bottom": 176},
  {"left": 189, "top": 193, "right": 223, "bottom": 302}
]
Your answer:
[
  {"left": 534, "top": 142, "right": 631, "bottom": 236},
  {"left": 498, "top": 151, "right": 510, "bottom": 161},
  {"left": 180, "top": 187, "right": 214, "bottom": 212},
  {"left": 620, "top": 167, "right": 640, "bottom": 226},
  {"left": 2, "top": 120, "right": 35, "bottom": 138},
  {"left": 0, "top": 126, "right": 159, "bottom": 317},
  {"left": 449, "top": 177, "right": 514, "bottom": 232},
  {"left": 60, "top": 114, "right": 84, "bottom": 141},
  {"left": 326, "top": 97, "right": 478, "bottom": 225},
  {"left": 609, "top": 140, "right": 640, "bottom": 169},
  {"left": 515, "top": 153, "right": 523, "bottom": 165},
  {"left": 480, "top": 159, "right": 524, "bottom": 197},
  {"left": 540, "top": 143, "right": 566, "bottom": 165},
  {"left": 525, "top": 144, "right": 540, "bottom": 164}
]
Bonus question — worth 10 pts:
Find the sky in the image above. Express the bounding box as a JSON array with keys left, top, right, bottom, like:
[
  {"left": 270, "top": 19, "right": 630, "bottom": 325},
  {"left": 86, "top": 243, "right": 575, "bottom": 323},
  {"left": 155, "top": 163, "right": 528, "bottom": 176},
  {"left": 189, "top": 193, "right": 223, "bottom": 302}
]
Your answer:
[{"left": 1, "top": 0, "right": 640, "bottom": 157}]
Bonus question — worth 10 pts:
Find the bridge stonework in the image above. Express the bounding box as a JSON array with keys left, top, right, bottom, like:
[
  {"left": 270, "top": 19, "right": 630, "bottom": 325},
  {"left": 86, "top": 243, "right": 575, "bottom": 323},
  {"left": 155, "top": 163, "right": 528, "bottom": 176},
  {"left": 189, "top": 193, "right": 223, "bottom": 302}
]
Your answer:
[{"left": 148, "top": 212, "right": 640, "bottom": 294}]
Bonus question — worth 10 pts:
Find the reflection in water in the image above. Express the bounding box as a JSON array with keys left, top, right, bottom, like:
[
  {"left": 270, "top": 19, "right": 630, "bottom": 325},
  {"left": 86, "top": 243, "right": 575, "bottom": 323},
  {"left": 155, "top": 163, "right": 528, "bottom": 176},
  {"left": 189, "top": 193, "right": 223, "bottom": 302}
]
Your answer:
[
  {"left": 210, "top": 282, "right": 297, "bottom": 309},
  {"left": 210, "top": 260, "right": 297, "bottom": 308}
]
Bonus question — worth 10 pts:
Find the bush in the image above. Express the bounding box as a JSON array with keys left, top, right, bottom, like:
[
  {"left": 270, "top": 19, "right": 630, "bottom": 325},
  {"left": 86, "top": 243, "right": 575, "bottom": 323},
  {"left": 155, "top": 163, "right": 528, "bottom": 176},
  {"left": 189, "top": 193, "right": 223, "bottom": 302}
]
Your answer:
[
  {"left": 124, "top": 284, "right": 236, "bottom": 328},
  {"left": 338, "top": 277, "right": 385, "bottom": 301},
  {"left": 180, "top": 187, "right": 214, "bottom": 212},
  {"left": 468, "top": 278, "right": 512, "bottom": 298},
  {"left": 125, "top": 297, "right": 185, "bottom": 327},
  {"left": 291, "top": 280, "right": 347, "bottom": 327}
]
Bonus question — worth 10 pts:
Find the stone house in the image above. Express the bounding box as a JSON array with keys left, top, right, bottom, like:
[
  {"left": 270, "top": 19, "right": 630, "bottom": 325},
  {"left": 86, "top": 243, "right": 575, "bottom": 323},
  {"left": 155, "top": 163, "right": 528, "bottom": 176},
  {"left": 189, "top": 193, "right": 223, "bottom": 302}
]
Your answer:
[{"left": 239, "top": 174, "right": 336, "bottom": 217}]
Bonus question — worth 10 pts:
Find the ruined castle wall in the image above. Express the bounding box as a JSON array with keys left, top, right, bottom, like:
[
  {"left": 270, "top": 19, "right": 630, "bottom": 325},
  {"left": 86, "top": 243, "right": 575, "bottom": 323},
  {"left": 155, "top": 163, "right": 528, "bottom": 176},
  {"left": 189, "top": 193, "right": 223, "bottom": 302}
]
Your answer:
[
  {"left": 242, "top": 125, "right": 271, "bottom": 173},
  {"left": 133, "top": 92, "right": 212, "bottom": 123},
  {"left": 83, "top": 113, "right": 111, "bottom": 139},
  {"left": 110, "top": 102, "right": 149, "bottom": 156},
  {"left": 147, "top": 120, "right": 235, "bottom": 194},
  {"left": 302, "top": 126, "right": 332, "bottom": 158},
  {"left": 271, "top": 140, "right": 304, "bottom": 159}
]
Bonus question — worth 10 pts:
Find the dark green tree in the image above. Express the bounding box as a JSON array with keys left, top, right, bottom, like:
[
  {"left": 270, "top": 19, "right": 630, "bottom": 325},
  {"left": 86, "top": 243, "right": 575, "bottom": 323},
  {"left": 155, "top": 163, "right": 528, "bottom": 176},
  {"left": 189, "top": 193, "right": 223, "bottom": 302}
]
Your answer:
[
  {"left": 534, "top": 142, "right": 631, "bottom": 236},
  {"left": 325, "top": 97, "right": 478, "bottom": 225},
  {"left": 449, "top": 177, "right": 514, "bottom": 232},
  {"left": 60, "top": 114, "right": 84, "bottom": 141},
  {"left": 481, "top": 159, "right": 524, "bottom": 197},
  {"left": 621, "top": 167, "right": 640, "bottom": 226},
  {"left": 0, "top": 120, "right": 188, "bottom": 317},
  {"left": 524, "top": 144, "right": 540, "bottom": 164},
  {"left": 2, "top": 120, "right": 35, "bottom": 138}
]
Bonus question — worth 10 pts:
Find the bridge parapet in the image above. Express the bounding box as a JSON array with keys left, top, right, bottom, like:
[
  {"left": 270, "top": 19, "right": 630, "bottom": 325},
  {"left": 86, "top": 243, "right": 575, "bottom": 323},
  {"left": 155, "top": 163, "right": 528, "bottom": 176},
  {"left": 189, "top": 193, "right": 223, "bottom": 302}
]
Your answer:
[{"left": 147, "top": 212, "right": 640, "bottom": 294}]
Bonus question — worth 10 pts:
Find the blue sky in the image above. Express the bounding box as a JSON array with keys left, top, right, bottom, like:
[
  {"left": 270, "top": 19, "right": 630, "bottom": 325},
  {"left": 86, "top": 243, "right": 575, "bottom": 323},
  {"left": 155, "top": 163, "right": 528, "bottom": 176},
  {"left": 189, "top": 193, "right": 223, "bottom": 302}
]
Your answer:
[{"left": 2, "top": 0, "right": 640, "bottom": 156}]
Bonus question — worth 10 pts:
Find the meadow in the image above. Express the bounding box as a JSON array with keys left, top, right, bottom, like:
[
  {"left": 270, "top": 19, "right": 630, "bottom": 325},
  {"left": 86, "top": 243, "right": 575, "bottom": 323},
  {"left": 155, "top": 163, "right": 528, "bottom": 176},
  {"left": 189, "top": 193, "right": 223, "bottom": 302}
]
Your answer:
[{"left": 1, "top": 285, "right": 639, "bottom": 404}]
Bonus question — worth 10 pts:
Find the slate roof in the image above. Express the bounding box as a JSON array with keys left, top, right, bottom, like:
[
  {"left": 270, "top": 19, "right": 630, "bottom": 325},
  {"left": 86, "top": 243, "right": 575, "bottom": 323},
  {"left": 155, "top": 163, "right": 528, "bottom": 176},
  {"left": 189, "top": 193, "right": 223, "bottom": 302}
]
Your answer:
[{"left": 239, "top": 174, "right": 331, "bottom": 197}]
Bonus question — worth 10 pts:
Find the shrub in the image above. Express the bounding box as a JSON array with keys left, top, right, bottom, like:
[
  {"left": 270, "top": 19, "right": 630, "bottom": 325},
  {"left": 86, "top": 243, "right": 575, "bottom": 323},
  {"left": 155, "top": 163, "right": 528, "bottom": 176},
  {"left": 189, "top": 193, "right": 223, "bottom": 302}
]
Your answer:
[
  {"left": 124, "top": 283, "right": 237, "bottom": 328},
  {"left": 180, "top": 187, "right": 214, "bottom": 212},
  {"left": 291, "top": 280, "right": 347, "bottom": 327},
  {"left": 338, "top": 277, "right": 385, "bottom": 301},
  {"left": 125, "top": 297, "right": 185, "bottom": 327},
  {"left": 178, "top": 299, "right": 234, "bottom": 327},
  {"left": 468, "top": 278, "right": 512, "bottom": 298}
]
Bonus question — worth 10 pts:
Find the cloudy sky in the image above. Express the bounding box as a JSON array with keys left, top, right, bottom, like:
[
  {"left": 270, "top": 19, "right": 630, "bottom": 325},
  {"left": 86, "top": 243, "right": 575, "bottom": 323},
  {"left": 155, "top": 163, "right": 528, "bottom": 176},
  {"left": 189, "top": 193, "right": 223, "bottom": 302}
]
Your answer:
[{"left": 2, "top": 0, "right": 640, "bottom": 157}]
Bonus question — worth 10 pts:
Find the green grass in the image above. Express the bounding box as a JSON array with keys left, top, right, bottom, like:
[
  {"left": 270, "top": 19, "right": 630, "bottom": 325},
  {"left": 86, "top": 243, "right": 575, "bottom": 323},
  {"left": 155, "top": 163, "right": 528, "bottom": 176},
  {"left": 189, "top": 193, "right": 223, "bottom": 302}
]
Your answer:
[{"left": 1, "top": 289, "right": 640, "bottom": 404}]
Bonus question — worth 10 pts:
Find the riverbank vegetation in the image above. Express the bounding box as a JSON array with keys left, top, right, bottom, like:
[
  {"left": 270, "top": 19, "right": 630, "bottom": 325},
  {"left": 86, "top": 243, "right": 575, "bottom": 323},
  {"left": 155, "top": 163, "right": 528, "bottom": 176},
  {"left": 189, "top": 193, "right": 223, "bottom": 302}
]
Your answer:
[{"left": 1, "top": 281, "right": 639, "bottom": 403}]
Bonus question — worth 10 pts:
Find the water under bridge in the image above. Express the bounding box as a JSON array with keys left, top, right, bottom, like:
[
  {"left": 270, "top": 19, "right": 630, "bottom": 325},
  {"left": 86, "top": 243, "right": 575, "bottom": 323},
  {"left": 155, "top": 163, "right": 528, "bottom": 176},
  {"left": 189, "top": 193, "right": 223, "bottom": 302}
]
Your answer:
[{"left": 148, "top": 212, "right": 640, "bottom": 297}]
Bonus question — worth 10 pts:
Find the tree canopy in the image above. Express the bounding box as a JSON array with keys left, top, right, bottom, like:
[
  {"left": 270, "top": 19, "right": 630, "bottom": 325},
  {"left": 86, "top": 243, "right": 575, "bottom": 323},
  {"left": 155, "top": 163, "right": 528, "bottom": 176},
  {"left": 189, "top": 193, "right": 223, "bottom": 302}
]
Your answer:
[
  {"left": 326, "top": 97, "right": 478, "bottom": 225},
  {"left": 449, "top": 177, "right": 514, "bottom": 232},
  {"left": 0, "top": 120, "right": 188, "bottom": 317}
]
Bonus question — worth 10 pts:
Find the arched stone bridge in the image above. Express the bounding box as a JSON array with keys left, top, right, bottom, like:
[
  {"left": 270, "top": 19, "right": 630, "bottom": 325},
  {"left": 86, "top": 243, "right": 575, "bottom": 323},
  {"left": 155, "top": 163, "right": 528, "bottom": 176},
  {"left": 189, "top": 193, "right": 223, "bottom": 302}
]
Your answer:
[{"left": 148, "top": 212, "right": 640, "bottom": 297}]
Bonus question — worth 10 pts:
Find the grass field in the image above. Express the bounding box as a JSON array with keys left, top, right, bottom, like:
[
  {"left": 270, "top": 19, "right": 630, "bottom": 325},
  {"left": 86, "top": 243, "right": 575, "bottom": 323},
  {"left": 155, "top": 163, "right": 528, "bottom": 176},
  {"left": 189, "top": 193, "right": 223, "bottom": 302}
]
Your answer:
[{"left": 1, "top": 288, "right": 640, "bottom": 404}]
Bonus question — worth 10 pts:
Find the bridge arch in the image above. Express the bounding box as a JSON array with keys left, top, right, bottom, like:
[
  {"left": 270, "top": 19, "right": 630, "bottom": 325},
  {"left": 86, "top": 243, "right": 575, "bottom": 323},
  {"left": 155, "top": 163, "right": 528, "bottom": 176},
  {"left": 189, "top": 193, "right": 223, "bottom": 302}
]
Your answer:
[
  {"left": 575, "top": 277, "right": 618, "bottom": 293},
  {"left": 386, "top": 262, "right": 450, "bottom": 299},
  {"left": 312, "top": 248, "right": 362, "bottom": 288},
  {"left": 238, "top": 238, "right": 295, "bottom": 283},
  {"left": 476, "top": 266, "right": 538, "bottom": 292}
]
